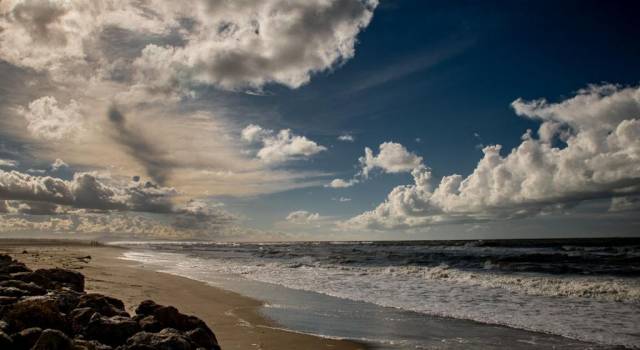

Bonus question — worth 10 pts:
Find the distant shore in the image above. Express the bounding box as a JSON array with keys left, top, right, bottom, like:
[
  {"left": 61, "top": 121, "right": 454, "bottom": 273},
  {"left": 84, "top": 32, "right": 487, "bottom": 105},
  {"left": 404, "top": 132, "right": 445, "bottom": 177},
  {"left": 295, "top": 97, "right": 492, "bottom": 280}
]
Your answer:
[{"left": 0, "top": 239, "right": 367, "bottom": 350}]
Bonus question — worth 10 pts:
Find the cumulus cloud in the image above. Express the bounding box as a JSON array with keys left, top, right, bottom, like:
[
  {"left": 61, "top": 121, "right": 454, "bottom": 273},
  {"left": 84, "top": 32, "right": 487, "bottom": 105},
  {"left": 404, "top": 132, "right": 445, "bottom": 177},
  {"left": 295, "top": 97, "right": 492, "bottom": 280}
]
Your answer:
[
  {"left": 359, "top": 142, "right": 424, "bottom": 178},
  {"left": 16, "top": 96, "right": 84, "bottom": 141},
  {"left": 326, "top": 142, "right": 422, "bottom": 188},
  {"left": 326, "top": 178, "right": 359, "bottom": 188},
  {"left": 3, "top": 200, "right": 61, "bottom": 215},
  {"left": 133, "top": 0, "right": 378, "bottom": 91},
  {"left": 51, "top": 158, "right": 68, "bottom": 172},
  {"left": 241, "top": 124, "right": 327, "bottom": 163},
  {"left": 0, "top": 159, "right": 18, "bottom": 168},
  {"left": 0, "top": 169, "right": 176, "bottom": 213},
  {"left": 338, "top": 134, "right": 355, "bottom": 142},
  {"left": 0, "top": 0, "right": 377, "bottom": 92},
  {"left": 343, "top": 84, "right": 640, "bottom": 230},
  {"left": 286, "top": 210, "right": 321, "bottom": 224}
]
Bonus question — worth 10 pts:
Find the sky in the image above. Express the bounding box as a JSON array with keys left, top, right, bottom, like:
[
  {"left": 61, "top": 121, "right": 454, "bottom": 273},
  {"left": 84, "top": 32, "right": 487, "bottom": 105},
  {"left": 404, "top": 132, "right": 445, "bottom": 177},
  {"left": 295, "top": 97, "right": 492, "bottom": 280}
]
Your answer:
[{"left": 0, "top": 0, "right": 639, "bottom": 241}]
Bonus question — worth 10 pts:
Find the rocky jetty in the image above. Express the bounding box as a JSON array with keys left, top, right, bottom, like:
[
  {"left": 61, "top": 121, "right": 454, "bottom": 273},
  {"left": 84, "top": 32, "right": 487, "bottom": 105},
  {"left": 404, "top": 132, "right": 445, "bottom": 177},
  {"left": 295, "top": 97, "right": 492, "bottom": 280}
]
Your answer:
[{"left": 0, "top": 254, "right": 221, "bottom": 350}]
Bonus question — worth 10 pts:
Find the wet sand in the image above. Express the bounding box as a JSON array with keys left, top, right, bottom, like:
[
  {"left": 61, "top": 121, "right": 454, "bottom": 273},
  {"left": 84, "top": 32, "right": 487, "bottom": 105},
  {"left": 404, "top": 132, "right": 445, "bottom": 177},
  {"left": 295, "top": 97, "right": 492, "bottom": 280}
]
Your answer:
[{"left": 0, "top": 239, "right": 367, "bottom": 350}]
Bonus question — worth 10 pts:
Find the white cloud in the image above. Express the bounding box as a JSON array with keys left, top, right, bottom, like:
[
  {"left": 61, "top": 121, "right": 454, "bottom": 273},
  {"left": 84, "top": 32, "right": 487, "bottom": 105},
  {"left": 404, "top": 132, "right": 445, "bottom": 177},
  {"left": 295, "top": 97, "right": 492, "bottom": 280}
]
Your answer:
[
  {"left": 241, "top": 124, "right": 326, "bottom": 164},
  {"left": 17, "top": 96, "right": 84, "bottom": 141},
  {"left": 338, "top": 134, "right": 355, "bottom": 142},
  {"left": 0, "top": 169, "right": 177, "bottom": 213},
  {"left": 286, "top": 210, "right": 321, "bottom": 224},
  {"left": 326, "top": 178, "right": 359, "bottom": 188},
  {"left": 609, "top": 196, "right": 640, "bottom": 212},
  {"left": 131, "top": 0, "right": 379, "bottom": 91},
  {"left": 335, "top": 197, "right": 352, "bottom": 202},
  {"left": 359, "top": 142, "right": 424, "bottom": 178},
  {"left": 241, "top": 124, "right": 270, "bottom": 143},
  {"left": 0, "top": 159, "right": 18, "bottom": 168},
  {"left": 0, "top": 0, "right": 376, "bottom": 92},
  {"left": 342, "top": 84, "right": 640, "bottom": 230},
  {"left": 51, "top": 158, "right": 68, "bottom": 171}
]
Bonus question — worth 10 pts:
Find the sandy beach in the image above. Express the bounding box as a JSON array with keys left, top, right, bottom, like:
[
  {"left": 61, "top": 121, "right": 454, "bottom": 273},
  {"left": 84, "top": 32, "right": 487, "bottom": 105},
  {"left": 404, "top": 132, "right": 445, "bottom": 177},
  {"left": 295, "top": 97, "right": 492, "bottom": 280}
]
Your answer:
[{"left": 0, "top": 239, "right": 366, "bottom": 350}]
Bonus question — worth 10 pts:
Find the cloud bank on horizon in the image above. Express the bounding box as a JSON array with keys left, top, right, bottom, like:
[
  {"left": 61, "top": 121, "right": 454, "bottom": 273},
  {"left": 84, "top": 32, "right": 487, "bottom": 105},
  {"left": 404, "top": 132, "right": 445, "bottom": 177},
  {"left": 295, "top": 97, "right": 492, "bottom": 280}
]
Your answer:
[{"left": 341, "top": 84, "right": 640, "bottom": 230}]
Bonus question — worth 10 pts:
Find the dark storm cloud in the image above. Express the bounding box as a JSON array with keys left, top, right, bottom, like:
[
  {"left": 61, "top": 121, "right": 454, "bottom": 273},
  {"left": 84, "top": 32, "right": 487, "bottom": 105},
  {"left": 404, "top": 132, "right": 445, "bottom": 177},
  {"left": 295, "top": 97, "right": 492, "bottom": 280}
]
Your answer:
[{"left": 107, "top": 106, "right": 173, "bottom": 185}]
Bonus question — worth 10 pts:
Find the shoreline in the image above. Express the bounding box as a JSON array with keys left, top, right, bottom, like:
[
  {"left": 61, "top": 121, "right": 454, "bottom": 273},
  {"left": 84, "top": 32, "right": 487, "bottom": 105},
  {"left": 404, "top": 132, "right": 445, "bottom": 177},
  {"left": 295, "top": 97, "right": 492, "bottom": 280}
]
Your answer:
[{"left": 0, "top": 239, "right": 368, "bottom": 350}]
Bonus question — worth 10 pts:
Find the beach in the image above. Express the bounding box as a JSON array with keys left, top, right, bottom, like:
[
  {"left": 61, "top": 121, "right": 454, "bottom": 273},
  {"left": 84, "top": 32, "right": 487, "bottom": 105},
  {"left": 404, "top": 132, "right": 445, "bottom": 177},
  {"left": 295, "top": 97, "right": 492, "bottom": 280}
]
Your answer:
[{"left": 0, "top": 239, "right": 366, "bottom": 350}]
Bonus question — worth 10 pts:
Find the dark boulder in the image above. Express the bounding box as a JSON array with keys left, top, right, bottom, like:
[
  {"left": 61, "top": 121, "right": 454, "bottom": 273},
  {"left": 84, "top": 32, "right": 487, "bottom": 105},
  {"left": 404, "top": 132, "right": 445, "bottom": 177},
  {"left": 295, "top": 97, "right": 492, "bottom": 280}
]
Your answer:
[
  {"left": 123, "top": 328, "right": 192, "bottom": 350},
  {"left": 0, "top": 286, "right": 31, "bottom": 298},
  {"left": 0, "top": 296, "right": 18, "bottom": 305},
  {"left": 78, "top": 293, "right": 128, "bottom": 317},
  {"left": 13, "top": 268, "right": 85, "bottom": 292},
  {"left": 49, "top": 289, "right": 83, "bottom": 314},
  {"left": 133, "top": 301, "right": 219, "bottom": 349},
  {"left": 72, "top": 338, "right": 113, "bottom": 350},
  {"left": 10, "top": 327, "right": 42, "bottom": 349},
  {"left": 37, "top": 268, "right": 85, "bottom": 292},
  {"left": 69, "top": 307, "right": 96, "bottom": 333},
  {"left": 0, "top": 279, "right": 46, "bottom": 295},
  {"left": 32, "top": 329, "right": 73, "bottom": 350},
  {"left": 3, "top": 296, "right": 67, "bottom": 333},
  {"left": 186, "top": 327, "right": 220, "bottom": 350},
  {"left": 0, "top": 262, "right": 31, "bottom": 274},
  {"left": 0, "top": 330, "right": 13, "bottom": 348},
  {"left": 134, "top": 300, "right": 161, "bottom": 317},
  {"left": 137, "top": 315, "right": 162, "bottom": 333},
  {"left": 84, "top": 314, "right": 139, "bottom": 347}
]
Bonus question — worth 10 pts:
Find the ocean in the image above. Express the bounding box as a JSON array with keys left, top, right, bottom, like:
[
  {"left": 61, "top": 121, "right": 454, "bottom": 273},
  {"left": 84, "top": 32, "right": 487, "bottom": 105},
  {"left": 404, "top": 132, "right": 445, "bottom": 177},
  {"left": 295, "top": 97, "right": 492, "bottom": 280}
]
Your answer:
[{"left": 113, "top": 238, "right": 640, "bottom": 349}]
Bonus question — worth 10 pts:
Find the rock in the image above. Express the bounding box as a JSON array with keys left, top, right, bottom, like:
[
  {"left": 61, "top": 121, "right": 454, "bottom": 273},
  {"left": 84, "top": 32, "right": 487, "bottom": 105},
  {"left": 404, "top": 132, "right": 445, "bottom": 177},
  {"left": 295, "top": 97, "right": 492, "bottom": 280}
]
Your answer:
[
  {"left": 3, "top": 296, "right": 67, "bottom": 333},
  {"left": 134, "top": 301, "right": 218, "bottom": 348},
  {"left": 134, "top": 300, "right": 161, "bottom": 317},
  {"left": 72, "top": 338, "right": 113, "bottom": 350},
  {"left": 10, "top": 327, "right": 42, "bottom": 349},
  {"left": 36, "top": 268, "right": 85, "bottom": 292},
  {"left": 0, "top": 286, "right": 32, "bottom": 298},
  {"left": 0, "top": 255, "right": 12, "bottom": 265},
  {"left": 186, "top": 327, "right": 220, "bottom": 350},
  {"left": 50, "top": 289, "right": 83, "bottom": 314},
  {"left": 0, "top": 296, "right": 18, "bottom": 305},
  {"left": 84, "top": 314, "right": 139, "bottom": 347},
  {"left": 137, "top": 315, "right": 162, "bottom": 333},
  {"left": 32, "top": 329, "right": 73, "bottom": 350},
  {"left": 2, "top": 262, "right": 31, "bottom": 274},
  {"left": 13, "top": 268, "right": 85, "bottom": 292},
  {"left": 0, "top": 279, "right": 46, "bottom": 295},
  {"left": 123, "top": 329, "right": 192, "bottom": 350},
  {"left": 69, "top": 307, "right": 96, "bottom": 333},
  {"left": 0, "top": 330, "right": 13, "bottom": 348},
  {"left": 0, "top": 256, "right": 221, "bottom": 350},
  {"left": 77, "top": 293, "right": 128, "bottom": 317}
]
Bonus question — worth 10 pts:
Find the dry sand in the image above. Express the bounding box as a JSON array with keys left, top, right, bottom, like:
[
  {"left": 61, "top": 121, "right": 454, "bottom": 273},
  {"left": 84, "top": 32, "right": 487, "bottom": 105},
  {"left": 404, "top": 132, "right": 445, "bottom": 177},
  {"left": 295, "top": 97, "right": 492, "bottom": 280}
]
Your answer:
[{"left": 0, "top": 239, "right": 367, "bottom": 350}]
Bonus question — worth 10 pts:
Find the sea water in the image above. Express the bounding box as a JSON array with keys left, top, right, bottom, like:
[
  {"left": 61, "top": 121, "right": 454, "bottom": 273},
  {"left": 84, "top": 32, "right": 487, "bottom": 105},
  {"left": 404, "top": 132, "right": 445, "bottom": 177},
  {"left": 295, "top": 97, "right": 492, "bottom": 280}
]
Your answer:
[{"left": 113, "top": 238, "right": 640, "bottom": 349}]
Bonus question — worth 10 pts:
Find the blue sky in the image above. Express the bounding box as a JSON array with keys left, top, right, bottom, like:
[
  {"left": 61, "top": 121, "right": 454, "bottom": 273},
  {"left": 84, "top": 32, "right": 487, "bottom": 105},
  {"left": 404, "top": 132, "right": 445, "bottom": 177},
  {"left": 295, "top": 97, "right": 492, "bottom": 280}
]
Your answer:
[
  {"left": 220, "top": 0, "right": 640, "bottom": 238},
  {"left": 0, "top": 0, "right": 639, "bottom": 240}
]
